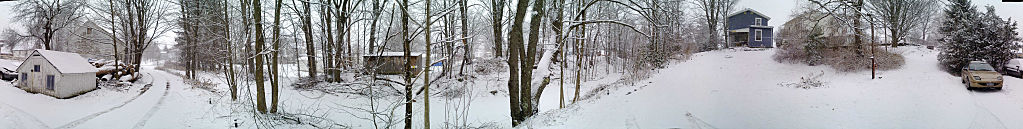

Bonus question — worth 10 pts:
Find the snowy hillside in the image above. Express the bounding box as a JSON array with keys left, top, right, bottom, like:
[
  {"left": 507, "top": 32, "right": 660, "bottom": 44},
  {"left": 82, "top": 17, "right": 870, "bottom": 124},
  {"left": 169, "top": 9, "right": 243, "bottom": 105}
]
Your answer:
[{"left": 522, "top": 46, "right": 1023, "bottom": 129}]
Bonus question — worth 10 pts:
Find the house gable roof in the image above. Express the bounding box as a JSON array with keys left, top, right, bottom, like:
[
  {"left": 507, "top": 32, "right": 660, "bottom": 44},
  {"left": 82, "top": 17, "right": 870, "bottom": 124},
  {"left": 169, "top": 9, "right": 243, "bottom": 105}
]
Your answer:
[
  {"left": 17, "top": 49, "right": 98, "bottom": 73},
  {"left": 727, "top": 8, "right": 772, "bottom": 20}
]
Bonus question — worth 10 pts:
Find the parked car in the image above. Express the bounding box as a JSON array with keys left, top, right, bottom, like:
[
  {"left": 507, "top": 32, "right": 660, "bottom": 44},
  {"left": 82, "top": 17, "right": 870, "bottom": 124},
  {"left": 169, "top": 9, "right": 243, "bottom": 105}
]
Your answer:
[
  {"left": 962, "top": 61, "right": 1003, "bottom": 90},
  {"left": 1005, "top": 59, "right": 1023, "bottom": 77},
  {"left": 0, "top": 68, "right": 16, "bottom": 81}
]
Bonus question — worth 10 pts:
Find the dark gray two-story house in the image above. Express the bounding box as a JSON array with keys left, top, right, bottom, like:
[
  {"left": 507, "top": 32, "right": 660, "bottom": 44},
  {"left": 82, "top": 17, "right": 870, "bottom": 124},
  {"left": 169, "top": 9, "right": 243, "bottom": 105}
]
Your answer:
[{"left": 726, "top": 8, "right": 774, "bottom": 48}]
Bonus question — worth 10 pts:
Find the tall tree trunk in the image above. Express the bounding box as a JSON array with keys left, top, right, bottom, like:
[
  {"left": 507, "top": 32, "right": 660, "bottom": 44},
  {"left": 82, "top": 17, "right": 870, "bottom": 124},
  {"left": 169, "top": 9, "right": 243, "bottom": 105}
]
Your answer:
[
  {"left": 322, "top": 1, "right": 335, "bottom": 82},
  {"left": 333, "top": 0, "right": 347, "bottom": 82},
  {"left": 507, "top": 0, "right": 531, "bottom": 126},
  {"left": 573, "top": 0, "right": 585, "bottom": 104},
  {"left": 490, "top": 0, "right": 505, "bottom": 57},
  {"left": 400, "top": 0, "right": 413, "bottom": 128},
  {"left": 521, "top": 0, "right": 545, "bottom": 117},
  {"left": 368, "top": 0, "right": 386, "bottom": 54},
  {"left": 301, "top": 0, "right": 317, "bottom": 78},
  {"left": 269, "top": 0, "right": 283, "bottom": 113},
  {"left": 109, "top": 0, "right": 120, "bottom": 80},
  {"left": 423, "top": 0, "right": 432, "bottom": 128},
  {"left": 553, "top": 0, "right": 564, "bottom": 109},
  {"left": 225, "top": 0, "right": 238, "bottom": 101},
  {"left": 848, "top": 0, "right": 865, "bottom": 56},
  {"left": 251, "top": 0, "right": 268, "bottom": 114},
  {"left": 458, "top": 0, "right": 470, "bottom": 75}
]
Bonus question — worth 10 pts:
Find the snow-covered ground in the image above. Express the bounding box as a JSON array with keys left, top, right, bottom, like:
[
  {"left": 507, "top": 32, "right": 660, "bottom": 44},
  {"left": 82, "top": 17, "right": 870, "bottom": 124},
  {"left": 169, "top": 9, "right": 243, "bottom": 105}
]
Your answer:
[
  {"left": 0, "top": 64, "right": 231, "bottom": 129},
  {"left": 524, "top": 46, "right": 1023, "bottom": 129},
  {"left": 1, "top": 46, "right": 1020, "bottom": 129}
]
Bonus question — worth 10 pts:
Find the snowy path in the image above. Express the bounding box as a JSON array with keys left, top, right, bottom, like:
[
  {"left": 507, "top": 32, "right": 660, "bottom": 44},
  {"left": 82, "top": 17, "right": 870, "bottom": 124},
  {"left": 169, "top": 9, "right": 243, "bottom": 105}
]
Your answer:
[
  {"left": 0, "top": 101, "right": 49, "bottom": 128},
  {"left": 529, "top": 47, "right": 1023, "bottom": 128},
  {"left": 132, "top": 81, "right": 171, "bottom": 129},
  {"left": 62, "top": 70, "right": 173, "bottom": 129}
]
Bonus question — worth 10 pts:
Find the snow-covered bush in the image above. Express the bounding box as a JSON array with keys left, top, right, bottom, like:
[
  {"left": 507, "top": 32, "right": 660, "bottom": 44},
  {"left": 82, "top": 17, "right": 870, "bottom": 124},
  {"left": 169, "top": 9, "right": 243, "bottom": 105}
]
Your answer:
[
  {"left": 774, "top": 6, "right": 905, "bottom": 72},
  {"left": 937, "top": 0, "right": 1021, "bottom": 74},
  {"left": 780, "top": 71, "right": 828, "bottom": 89}
]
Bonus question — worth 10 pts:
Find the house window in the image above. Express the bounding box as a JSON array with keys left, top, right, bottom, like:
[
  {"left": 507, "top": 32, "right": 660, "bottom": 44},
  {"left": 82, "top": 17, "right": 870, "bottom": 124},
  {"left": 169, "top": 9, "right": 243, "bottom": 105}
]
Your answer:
[
  {"left": 755, "top": 18, "right": 763, "bottom": 26},
  {"left": 755, "top": 29, "right": 763, "bottom": 41},
  {"left": 33, "top": 65, "right": 40, "bottom": 72},
  {"left": 19, "top": 73, "right": 26, "bottom": 85},
  {"left": 46, "top": 75, "right": 54, "bottom": 90}
]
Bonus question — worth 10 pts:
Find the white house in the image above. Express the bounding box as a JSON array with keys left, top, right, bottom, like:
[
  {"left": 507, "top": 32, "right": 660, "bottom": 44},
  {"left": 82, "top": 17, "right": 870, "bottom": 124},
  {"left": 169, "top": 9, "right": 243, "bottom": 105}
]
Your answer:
[{"left": 17, "top": 49, "right": 98, "bottom": 99}]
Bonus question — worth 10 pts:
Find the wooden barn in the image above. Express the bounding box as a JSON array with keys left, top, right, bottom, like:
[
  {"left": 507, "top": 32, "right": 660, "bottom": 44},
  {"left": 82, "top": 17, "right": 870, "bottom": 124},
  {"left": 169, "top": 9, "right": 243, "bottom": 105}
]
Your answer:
[
  {"left": 363, "top": 52, "right": 424, "bottom": 75},
  {"left": 17, "top": 49, "right": 98, "bottom": 99}
]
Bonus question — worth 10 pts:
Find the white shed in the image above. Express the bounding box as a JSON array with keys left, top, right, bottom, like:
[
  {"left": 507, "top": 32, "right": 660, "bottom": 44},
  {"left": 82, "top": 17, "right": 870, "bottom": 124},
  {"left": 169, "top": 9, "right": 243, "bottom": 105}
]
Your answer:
[{"left": 16, "top": 50, "right": 98, "bottom": 99}]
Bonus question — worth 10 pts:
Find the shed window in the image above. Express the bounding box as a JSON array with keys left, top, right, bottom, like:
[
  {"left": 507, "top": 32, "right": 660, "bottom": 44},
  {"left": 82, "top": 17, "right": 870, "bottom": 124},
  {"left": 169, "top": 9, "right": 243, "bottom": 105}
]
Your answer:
[
  {"left": 755, "top": 18, "right": 762, "bottom": 26},
  {"left": 19, "top": 73, "right": 26, "bottom": 85},
  {"left": 46, "top": 75, "right": 54, "bottom": 90},
  {"left": 755, "top": 29, "right": 763, "bottom": 41},
  {"left": 33, "top": 65, "right": 40, "bottom": 72}
]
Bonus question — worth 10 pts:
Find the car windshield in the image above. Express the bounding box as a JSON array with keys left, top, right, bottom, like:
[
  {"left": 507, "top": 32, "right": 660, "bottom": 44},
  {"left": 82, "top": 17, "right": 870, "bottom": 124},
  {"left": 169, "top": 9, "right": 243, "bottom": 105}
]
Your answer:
[{"left": 969, "top": 63, "right": 996, "bottom": 71}]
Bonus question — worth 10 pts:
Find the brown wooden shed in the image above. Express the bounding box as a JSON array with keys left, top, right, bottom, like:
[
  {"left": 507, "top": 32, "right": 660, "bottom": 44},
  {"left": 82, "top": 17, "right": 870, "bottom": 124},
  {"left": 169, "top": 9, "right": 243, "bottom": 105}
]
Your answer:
[{"left": 363, "top": 52, "right": 423, "bottom": 75}]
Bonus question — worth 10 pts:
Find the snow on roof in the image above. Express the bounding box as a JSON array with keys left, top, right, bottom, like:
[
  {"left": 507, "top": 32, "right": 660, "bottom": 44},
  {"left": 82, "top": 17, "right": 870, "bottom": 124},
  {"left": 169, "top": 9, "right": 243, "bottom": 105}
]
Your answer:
[
  {"left": 727, "top": 8, "right": 772, "bottom": 20},
  {"left": 363, "top": 52, "right": 423, "bottom": 57},
  {"left": 0, "top": 59, "right": 17, "bottom": 71},
  {"left": 25, "top": 49, "right": 98, "bottom": 73}
]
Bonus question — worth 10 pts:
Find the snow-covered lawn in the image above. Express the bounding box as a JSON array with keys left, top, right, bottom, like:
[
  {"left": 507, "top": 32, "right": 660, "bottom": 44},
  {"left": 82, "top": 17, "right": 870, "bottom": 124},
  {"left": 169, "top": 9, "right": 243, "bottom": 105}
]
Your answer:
[
  {"left": 525, "top": 46, "right": 1023, "bottom": 129},
  {"left": 0, "top": 64, "right": 231, "bottom": 129}
]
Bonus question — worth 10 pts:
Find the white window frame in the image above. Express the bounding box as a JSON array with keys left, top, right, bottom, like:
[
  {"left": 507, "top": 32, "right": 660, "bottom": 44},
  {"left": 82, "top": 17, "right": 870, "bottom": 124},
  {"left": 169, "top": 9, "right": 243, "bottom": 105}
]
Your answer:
[
  {"left": 755, "top": 29, "right": 763, "bottom": 41},
  {"left": 755, "top": 18, "right": 762, "bottom": 26}
]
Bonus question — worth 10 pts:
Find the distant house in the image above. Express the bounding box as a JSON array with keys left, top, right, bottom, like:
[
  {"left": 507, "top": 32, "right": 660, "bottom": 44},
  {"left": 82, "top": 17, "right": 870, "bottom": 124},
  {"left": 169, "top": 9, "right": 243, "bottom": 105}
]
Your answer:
[
  {"left": 363, "top": 52, "right": 424, "bottom": 75},
  {"left": 67, "top": 20, "right": 123, "bottom": 60},
  {"left": 17, "top": 50, "right": 98, "bottom": 99},
  {"left": 726, "top": 8, "right": 775, "bottom": 48},
  {"left": 11, "top": 40, "right": 41, "bottom": 59}
]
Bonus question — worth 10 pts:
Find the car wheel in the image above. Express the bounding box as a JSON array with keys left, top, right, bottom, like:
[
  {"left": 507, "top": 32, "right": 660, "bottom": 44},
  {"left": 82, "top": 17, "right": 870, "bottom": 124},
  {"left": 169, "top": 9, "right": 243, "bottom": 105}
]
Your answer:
[{"left": 997, "top": 87, "right": 1003, "bottom": 90}]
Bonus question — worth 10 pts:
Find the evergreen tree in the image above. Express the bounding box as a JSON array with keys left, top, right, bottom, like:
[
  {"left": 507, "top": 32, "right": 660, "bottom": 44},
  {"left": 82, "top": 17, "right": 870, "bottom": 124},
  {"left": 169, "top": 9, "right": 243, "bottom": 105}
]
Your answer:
[{"left": 938, "top": 0, "right": 1021, "bottom": 74}]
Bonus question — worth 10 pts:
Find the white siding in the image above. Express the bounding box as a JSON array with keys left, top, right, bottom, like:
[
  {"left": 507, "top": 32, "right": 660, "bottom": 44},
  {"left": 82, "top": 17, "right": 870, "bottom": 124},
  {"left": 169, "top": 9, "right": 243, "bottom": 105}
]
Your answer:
[
  {"left": 17, "top": 55, "right": 97, "bottom": 98},
  {"left": 57, "top": 73, "right": 96, "bottom": 97}
]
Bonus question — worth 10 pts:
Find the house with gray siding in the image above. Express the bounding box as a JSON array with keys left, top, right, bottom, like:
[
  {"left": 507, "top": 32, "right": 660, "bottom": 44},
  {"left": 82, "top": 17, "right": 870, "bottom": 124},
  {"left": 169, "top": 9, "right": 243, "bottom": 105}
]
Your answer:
[{"left": 726, "top": 8, "right": 775, "bottom": 48}]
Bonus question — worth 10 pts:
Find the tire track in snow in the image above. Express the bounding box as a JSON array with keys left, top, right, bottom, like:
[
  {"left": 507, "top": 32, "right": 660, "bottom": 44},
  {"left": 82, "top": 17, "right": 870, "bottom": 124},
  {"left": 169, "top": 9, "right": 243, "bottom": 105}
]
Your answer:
[
  {"left": 0, "top": 102, "right": 49, "bottom": 128},
  {"left": 968, "top": 91, "right": 1008, "bottom": 129},
  {"left": 56, "top": 73, "right": 157, "bottom": 129},
  {"left": 132, "top": 73, "right": 173, "bottom": 129}
]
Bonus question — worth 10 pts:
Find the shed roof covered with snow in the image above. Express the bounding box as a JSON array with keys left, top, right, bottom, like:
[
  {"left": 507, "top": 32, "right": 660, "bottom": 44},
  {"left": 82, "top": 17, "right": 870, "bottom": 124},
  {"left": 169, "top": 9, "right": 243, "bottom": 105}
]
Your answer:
[{"left": 18, "top": 49, "right": 98, "bottom": 73}]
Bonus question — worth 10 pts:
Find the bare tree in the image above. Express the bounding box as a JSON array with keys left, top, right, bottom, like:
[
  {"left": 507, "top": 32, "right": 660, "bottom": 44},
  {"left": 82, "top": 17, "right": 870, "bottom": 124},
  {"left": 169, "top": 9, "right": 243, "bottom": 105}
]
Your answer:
[
  {"left": 12, "top": 0, "right": 86, "bottom": 50},
  {"left": 693, "top": 0, "right": 737, "bottom": 50},
  {"left": 112, "top": 0, "right": 173, "bottom": 75},
  {"left": 423, "top": 0, "right": 433, "bottom": 128},
  {"left": 867, "top": 0, "right": 937, "bottom": 47},
  {"left": 488, "top": 0, "right": 505, "bottom": 57},
  {"left": 250, "top": 0, "right": 269, "bottom": 114},
  {"left": 399, "top": 0, "right": 413, "bottom": 128},
  {"left": 299, "top": 0, "right": 318, "bottom": 78},
  {"left": 505, "top": 0, "right": 527, "bottom": 125},
  {"left": 269, "top": 0, "right": 284, "bottom": 113}
]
